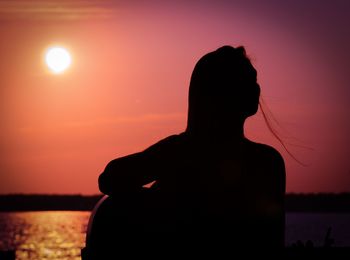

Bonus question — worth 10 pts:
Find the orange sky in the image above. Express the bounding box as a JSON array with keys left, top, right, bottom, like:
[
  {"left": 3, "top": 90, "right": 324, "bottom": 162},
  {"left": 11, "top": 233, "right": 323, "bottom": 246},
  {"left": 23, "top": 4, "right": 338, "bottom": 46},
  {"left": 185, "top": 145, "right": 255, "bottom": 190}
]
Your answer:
[{"left": 0, "top": 0, "right": 349, "bottom": 194}]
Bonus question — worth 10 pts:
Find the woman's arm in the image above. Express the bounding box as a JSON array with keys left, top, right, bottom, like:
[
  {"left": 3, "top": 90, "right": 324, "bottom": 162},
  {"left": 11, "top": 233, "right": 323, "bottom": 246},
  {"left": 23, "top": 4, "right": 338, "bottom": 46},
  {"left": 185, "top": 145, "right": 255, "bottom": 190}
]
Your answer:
[
  {"left": 255, "top": 144, "right": 286, "bottom": 247},
  {"left": 98, "top": 152, "right": 156, "bottom": 195},
  {"left": 98, "top": 134, "right": 179, "bottom": 196},
  {"left": 275, "top": 151, "right": 286, "bottom": 247},
  {"left": 267, "top": 147, "right": 286, "bottom": 247}
]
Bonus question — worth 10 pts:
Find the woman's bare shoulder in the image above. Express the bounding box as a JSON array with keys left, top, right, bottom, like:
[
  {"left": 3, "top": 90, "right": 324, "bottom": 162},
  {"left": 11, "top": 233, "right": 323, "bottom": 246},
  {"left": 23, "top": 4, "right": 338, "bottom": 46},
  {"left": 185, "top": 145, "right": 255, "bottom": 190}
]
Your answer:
[
  {"left": 245, "top": 139, "right": 286, "bottom": 192},
  {"left": 245, "top": 139, "right": 285, "bottom": 165}
]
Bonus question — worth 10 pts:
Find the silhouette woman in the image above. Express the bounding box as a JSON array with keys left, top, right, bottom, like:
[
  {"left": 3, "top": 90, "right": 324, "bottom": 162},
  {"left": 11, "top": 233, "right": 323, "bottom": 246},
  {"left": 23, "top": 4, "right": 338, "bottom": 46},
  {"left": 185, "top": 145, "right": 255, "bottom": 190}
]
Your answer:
[{"left": 84, "top": 45, "right": 286, "bottom": 257}]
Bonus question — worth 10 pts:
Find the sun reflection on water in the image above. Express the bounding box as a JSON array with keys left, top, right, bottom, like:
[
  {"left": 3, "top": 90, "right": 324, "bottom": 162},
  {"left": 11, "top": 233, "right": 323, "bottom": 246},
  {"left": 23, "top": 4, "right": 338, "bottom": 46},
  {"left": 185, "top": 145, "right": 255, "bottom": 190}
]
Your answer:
[{"left": 0, "top": 211, "right": 90, "bottom": 260}]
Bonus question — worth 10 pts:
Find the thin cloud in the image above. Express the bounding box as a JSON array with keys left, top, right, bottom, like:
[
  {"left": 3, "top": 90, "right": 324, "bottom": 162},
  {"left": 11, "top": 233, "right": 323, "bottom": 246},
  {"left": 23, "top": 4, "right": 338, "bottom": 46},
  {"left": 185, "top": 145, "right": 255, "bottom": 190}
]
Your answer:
[
  {"left": 0, "top": 0, "right": 117, "bottom": 21},
  {"left": 15, "top": 113, "right": 186, "bottom": 134}
]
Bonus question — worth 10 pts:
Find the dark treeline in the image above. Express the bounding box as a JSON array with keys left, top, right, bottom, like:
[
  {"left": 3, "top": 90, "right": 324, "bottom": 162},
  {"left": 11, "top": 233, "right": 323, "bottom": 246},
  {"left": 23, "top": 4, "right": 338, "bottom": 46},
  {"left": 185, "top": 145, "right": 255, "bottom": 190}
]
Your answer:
[
  {"left": 285, "top": 193, "right": 350, "bottom": 212},
  {"left": 0, "top": 193, "right": 349, "bottom": 212}
]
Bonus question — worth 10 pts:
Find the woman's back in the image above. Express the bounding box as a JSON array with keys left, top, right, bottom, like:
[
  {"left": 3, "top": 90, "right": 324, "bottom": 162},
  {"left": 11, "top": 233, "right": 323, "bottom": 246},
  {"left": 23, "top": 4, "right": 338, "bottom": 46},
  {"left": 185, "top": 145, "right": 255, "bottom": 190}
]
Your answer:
[{"left": 99, "top": 132, "right": 285, "bottom": 246}]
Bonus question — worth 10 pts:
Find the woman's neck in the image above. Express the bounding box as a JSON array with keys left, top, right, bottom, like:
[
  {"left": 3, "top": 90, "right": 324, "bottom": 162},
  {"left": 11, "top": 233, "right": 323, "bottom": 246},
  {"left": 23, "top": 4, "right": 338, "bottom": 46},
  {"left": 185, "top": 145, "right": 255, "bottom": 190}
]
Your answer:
[{"left": 187, "top": 124, "right": 246, "bottom": 146}]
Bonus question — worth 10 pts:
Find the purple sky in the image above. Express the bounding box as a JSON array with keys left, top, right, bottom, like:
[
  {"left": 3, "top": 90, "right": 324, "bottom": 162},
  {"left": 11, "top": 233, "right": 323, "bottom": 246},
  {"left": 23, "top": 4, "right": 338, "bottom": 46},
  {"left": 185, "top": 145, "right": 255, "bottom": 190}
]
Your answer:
[{"left": 0, "top": 0, "right": 349, "bottom": 194}]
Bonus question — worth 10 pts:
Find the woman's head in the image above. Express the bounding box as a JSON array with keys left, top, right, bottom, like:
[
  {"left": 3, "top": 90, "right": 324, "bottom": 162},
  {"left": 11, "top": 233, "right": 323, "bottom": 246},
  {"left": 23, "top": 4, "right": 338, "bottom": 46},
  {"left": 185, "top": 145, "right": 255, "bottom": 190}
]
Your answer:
[{"left": 186, "top": 45, "right": 260, "bottom": 135}]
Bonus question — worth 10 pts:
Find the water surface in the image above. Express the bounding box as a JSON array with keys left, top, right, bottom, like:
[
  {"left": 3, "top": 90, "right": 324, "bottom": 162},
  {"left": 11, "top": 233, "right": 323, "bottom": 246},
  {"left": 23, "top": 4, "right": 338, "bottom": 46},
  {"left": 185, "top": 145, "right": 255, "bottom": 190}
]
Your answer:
[
  {"left": 0, "top": 211, "right": 89, "bottom": 260},
  {"left": 0, "top": 211, "right": 349, "bottom": 259}
]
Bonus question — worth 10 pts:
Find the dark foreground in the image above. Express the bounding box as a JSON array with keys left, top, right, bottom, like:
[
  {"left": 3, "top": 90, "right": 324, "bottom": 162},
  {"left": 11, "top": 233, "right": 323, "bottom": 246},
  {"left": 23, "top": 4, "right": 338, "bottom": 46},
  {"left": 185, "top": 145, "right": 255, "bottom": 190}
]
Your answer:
[
  {"left": 0, "top": 247, "right": 350, "bottom": 260},
  {"left": 82, "top": 246, "right": 350, "bottom": 260}
]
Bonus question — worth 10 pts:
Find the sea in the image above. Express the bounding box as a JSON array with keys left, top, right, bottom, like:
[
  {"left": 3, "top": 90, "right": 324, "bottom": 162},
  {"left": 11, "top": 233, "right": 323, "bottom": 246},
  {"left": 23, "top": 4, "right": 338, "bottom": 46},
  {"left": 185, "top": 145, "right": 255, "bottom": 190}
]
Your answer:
[{"left": 0, "top": 211, "right": 349, "bottom": 260}]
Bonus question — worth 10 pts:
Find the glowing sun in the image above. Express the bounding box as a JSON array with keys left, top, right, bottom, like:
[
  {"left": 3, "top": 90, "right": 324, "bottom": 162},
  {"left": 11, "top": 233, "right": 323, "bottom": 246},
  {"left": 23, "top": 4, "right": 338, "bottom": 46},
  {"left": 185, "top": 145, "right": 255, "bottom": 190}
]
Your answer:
[{"left": 45, "top": 47, "right": 72, "bottom": 74}]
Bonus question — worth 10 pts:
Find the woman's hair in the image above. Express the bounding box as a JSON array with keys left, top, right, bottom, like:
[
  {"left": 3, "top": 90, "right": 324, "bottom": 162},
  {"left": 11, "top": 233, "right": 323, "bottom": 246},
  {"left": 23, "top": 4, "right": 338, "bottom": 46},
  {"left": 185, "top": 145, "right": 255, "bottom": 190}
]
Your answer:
[
  {"left": 186, "top": 45, "right": 304, "bottom": 164},
  {"left": 186, "top": 45, "right": 260, "bottom": 133}
]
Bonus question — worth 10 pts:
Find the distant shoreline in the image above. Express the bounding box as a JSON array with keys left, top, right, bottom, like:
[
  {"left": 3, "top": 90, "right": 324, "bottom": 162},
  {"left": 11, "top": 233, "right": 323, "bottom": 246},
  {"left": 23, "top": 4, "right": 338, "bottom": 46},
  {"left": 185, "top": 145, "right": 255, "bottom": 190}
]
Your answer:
[{"left": 0, "top": 193, "right": 349, "bottom": 212}]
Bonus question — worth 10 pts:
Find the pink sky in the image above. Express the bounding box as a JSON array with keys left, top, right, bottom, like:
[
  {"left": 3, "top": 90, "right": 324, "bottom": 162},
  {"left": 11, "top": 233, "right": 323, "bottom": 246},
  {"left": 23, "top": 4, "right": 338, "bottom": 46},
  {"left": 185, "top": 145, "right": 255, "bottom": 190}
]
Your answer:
[{"left": 0, "top": 0, "right": 349, "bottom": 194}]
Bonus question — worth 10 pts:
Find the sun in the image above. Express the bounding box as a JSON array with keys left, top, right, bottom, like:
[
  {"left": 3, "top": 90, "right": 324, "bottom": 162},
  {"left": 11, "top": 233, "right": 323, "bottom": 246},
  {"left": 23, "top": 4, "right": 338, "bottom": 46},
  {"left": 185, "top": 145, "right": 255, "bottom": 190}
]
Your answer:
[{"left": 45, "top": 47, "right": 72, "bottom": 74}]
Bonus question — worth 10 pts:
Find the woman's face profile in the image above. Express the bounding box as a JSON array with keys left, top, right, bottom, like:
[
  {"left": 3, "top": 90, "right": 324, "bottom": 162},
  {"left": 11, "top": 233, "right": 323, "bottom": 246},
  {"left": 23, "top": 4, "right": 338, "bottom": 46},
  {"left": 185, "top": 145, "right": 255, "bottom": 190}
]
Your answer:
[{"left": 208, "top": 55, "right": 260, "bottom": 121}]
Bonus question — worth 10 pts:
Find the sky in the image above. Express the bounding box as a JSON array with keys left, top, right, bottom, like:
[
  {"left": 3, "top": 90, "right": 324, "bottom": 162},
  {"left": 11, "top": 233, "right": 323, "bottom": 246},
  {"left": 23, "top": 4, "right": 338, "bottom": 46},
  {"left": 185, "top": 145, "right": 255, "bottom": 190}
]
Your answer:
[{"left": 0, "top": 0, "right": 349, "bottom": 194}]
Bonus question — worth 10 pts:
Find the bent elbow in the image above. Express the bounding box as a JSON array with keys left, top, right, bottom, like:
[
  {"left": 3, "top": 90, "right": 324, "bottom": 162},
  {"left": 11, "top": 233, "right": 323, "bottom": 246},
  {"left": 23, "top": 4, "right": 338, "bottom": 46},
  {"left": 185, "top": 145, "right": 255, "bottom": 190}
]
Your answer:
[{"left": 98, "top": 172, "right": 111, "bottom": 195}]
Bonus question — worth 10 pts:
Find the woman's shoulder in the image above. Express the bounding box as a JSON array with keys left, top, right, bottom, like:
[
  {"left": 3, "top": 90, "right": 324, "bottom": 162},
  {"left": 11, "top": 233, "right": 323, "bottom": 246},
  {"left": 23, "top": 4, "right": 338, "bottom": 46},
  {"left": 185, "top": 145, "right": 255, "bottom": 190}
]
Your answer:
[
  {"left": 245, "top": 139, "right": 285, "bottom": 164},
  {"left": 143, "top": 132, "right": 186, "bottom": 153},
  {"left": 244, "top": 140, "right": 286, "bottom": 188}
]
